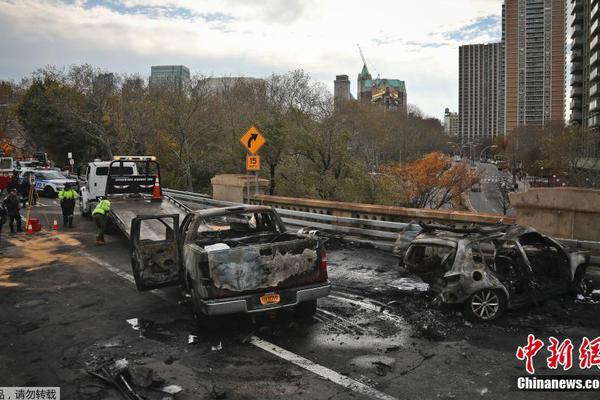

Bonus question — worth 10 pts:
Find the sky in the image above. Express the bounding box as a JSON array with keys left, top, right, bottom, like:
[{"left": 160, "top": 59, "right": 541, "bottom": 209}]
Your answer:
[{"left": 0, "top": 0, "right": 504, "bottom": 119}]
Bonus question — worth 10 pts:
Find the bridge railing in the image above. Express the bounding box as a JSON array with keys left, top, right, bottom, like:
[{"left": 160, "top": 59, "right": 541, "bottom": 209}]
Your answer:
[{"left": 164, "top": 189, "right": 600, "bottom": 256}]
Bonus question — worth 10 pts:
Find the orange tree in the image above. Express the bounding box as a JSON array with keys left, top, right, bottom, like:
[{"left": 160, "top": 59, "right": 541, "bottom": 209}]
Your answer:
[{"left": 381, "top": 151, "right": 479, "bottom": 209}]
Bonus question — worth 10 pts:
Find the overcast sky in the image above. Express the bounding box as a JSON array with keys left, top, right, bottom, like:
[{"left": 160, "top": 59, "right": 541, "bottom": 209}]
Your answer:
[{"left": 0, "top": 0, "right": 504, "bottom": 119}]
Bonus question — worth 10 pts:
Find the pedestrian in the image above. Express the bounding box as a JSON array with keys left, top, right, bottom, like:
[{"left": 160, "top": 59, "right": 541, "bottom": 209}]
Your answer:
[
  {"left": 0, "top": 202, "right": 6, "bottom": 254},
  {"left": 58, "top": 182, "right": 79, "bottom": 228},
  {"left": 3, "top": 188, "right": 22, "bottom": 233},
  {"left": 6, "top": 171, "right": 19, "bottom": 192},
  {"left": 92, "top": 197, "right": 111, "bottom": 244}
]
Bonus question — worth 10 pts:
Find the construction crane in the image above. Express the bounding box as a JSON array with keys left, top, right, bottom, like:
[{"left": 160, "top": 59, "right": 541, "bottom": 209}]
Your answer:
[{"left": 356, "top": 44, "right": 379, "bottom": 79}]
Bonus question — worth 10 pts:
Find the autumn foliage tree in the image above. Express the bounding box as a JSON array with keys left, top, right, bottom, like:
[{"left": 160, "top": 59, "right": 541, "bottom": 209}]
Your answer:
[{"left": 381, "top": 152, "right": 479, "bottom": 209}]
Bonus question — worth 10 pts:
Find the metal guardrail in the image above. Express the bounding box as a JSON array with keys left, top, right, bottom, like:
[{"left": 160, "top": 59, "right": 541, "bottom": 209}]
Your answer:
[{"left": 164, "top": 188, "right": 600, "bottom": 256}]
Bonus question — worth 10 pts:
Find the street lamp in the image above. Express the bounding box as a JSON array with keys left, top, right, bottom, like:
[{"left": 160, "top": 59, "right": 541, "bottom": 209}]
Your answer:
[{"left": 479, "top": 145, "right": 498, "bottom": 163}]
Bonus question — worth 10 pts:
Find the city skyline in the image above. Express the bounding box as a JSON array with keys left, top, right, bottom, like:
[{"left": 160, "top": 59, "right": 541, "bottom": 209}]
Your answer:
[{"left": 0, "top": 0, "right": 503, "bottom": 120}]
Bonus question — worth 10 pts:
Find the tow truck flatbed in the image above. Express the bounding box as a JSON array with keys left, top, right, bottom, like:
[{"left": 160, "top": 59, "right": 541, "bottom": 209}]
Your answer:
[{"left": 109, "top": 195, "right": 190, "bottom": 240}]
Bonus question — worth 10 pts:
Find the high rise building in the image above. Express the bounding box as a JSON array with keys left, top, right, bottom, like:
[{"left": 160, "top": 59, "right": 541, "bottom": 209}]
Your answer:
[
  {"left": 503, "top": 0, "right": 566, "bottom": 134},
  {"left": 357, "top": 64, "right": 407, "bottom": 112},
  {"left": 571, "top": 0, "right": 600, "bottom": 128},
  {"left": 333, "top": 75, "right": 351, "bottom": 103},
  {"left": 444, "top": 108, "right": 460, "bottom": 137},
  {"left": 149, "top": 65, "right": 190, "bottom": 90},
  {"left": 458, "top": 43, "right": 504, "bottom": 143}
]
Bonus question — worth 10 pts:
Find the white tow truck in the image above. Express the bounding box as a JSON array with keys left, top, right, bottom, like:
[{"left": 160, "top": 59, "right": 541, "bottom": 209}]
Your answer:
[{"left": 78, "top": 156, "right": 190, "bottom": 238}]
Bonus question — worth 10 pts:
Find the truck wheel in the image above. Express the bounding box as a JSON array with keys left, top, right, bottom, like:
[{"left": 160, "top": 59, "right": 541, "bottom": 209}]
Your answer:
[
  {"left": 190, "top": 282, "right": 218, "bottom": 330},
  {"left": 295, "top": 299, "right": 317, "bottom": 320},
  {"left": 43, "top": 186, "right": 55, "bottom": 198},
  {"left": 463, "top": 289, "right": 507, "bottom": 322}
]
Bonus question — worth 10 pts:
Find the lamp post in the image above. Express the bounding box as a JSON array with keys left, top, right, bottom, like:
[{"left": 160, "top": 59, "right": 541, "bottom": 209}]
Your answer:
[{"left": 479, "top": 145, "right": 498, "bottom": 163}]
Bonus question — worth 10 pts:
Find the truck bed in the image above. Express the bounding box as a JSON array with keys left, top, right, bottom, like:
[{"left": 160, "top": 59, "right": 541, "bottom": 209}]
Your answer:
[{"left": 109, "top": 195, "right": 189, "bottom": 240}]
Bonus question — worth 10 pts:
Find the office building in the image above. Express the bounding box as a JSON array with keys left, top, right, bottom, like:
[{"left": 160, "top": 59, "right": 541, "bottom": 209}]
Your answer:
[
  {"left": 458, "top": 43, "right": 504, "bottom": 143},
  {"left": 503, "top": 0, "right": 566, "bottom": 133},
  {"left": 571, "top": 0, "right": 600, "bottom": 128},
  {"left": 149, "top": 65, "right": 190, "bottom": 90},
  {"left": 334, "top": 75, "right": 352, "bottom": 103},
  {"left": 444, "top": 108, "right": 459, "bottom": 137},
  {"left": 357, "top": 64, "right": 407, "bottom": 112}
]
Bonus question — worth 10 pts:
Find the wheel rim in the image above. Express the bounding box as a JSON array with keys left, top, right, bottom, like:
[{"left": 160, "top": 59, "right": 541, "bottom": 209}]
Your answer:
[{"left": 471, "top": 290, "right": 500, "bottom": 320}]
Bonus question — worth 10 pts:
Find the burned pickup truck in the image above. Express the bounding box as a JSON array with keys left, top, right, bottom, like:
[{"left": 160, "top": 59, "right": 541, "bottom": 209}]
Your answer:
[
  {"left": 130, "top": 205, "right": 330, "bottom": 321},
  {"left": 398, "top": 223, "right": 590, "bottom": 321}
]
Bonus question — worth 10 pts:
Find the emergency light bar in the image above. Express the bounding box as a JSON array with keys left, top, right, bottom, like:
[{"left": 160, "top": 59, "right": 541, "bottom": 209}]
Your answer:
[{"left": 112, "top": 156, "right": 157, "bottom": 161}]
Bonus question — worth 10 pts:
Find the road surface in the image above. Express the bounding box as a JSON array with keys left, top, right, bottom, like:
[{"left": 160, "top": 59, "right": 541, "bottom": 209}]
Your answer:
[
  {"left": 469, "top": 162, "right": 514, "bottom": 216},
  {"left": 1, "top": 199, "right": 599, "bottom": 399}
]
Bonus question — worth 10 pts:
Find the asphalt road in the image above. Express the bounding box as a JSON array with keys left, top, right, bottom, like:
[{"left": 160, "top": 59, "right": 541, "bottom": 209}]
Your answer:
[
  {"left": 469, "top": 162, "right": 514, "bottom": 216},
  {"left": 1, "top": 199, "right": 599, "bottom": 399}
]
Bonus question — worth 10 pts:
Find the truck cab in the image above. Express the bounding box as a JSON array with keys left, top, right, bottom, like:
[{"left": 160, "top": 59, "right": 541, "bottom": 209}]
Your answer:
[{"left": 79, "top": 157, "right": 140, "bottom": 215}]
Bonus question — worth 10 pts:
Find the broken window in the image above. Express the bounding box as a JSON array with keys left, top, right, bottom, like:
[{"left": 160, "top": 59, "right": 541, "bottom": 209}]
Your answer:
[{"left": 405, "top": 244, "right": 456, "bottom": 283}]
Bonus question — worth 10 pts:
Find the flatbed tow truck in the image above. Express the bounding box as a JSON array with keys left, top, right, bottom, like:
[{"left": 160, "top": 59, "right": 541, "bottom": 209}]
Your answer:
[
  {"left": 79, "top": 156, "right": 330, "bottom": 320},
  {"left": 79, "top": 156, "right": 190, "bottom": 240}
]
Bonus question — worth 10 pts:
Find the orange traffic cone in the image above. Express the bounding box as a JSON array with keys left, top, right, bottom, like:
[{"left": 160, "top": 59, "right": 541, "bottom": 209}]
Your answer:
[
  {"left": 53, "top": 219, "right": 59, "bottom": 231},
  {"left": 151, "top": 176, "right": 162, "bottom": 202},
  {"left": 26, "top": 223, "right": 33, "bottom": 235}
]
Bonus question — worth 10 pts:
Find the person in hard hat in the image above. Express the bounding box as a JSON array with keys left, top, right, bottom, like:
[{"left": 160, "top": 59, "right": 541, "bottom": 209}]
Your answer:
[
  {"left": 2, "top": 188, "right": 22, "bottom": 233},
  {"left": 58, "top": 182, "right": 79, "bottom": 228},
  {"left": 92, "top": 197, "right": 111, "bottom": 244}
]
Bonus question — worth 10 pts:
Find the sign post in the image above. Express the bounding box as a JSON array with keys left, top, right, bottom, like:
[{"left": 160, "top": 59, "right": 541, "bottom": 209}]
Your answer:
[{"left": 240, "top": 125, "right": 265, "bottom": 201}]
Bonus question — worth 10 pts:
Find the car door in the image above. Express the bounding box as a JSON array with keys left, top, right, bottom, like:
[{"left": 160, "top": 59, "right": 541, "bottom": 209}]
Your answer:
[{"left": 130, "top": 214, "right": 181, "bottom": 291}]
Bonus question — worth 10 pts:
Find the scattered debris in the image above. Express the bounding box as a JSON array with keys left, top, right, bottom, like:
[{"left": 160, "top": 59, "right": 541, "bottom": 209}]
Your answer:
[
  {"left": 188, "top": 335, "right": 198, "bottom": 345},
  {"left": 211, "top": 342, "right": 222, "bottom": 351},
  {"left": 127, "top": 318, "right": 140, "bottom": 331},
  {"left": 211, "top": 385, "right": 226, "bottom": 399},
  {"left": 478, "top": 387, "right": 489, "bottom": 396},
  {"left": 388, "top": 278, "right": 429, "bottom": 292},
  {"left": 15, "top": 299, "right": 45, "bottom": 309},
  {"left": 160, "top": 385, "right": 183, "bottom": 394}
]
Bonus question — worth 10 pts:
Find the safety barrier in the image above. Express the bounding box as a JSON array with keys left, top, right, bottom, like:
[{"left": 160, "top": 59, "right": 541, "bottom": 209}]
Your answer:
[{"left": 163, "top": 188, "right": 600, "bottom": 258}]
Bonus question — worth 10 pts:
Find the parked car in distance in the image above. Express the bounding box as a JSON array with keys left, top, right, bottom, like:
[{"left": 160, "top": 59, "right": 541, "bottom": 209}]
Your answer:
[{"left": 398, "top": 223, "right": 590, "bottom": 321}]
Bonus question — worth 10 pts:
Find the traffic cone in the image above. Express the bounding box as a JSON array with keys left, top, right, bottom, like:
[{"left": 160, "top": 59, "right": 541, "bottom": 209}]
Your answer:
[
  {"left": 151, "top": 176, "right": 162, "bottom": 202},
  {"left": 26, "top": 223, "right": 33, "bottom": 235},
  {"left": 53, "top": 219, "right": 59, "bottom": 231}
]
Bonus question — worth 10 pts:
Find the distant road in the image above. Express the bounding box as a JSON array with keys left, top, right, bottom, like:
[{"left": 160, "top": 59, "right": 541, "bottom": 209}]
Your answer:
[{"left": 468, "top": 162, "right": 514, "bottom": 216}]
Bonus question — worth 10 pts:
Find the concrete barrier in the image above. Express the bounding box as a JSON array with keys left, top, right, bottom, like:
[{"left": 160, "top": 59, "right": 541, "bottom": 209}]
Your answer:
[
  {"left": 510, "top": 187, "right": 600, "bottom": 241},
  {"left": 248, "top": 194, "right": 515, "bottom": 225}
]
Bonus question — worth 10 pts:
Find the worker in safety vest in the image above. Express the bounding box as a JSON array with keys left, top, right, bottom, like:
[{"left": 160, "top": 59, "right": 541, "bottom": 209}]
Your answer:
[
  {"left": 92, "top": 197, "right": 111, "bottom": 244},
  {"left": 58, "top": 182, "right": 79, "bottom": 228}
]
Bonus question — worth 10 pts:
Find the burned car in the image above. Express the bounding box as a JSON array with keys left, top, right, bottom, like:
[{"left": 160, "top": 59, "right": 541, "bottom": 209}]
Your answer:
[
  {"left": 130, "top": 205, "right": 330, "bottom": 322},
  {"left": 399, "top": 223, "right": 589, "bottom": 321}
]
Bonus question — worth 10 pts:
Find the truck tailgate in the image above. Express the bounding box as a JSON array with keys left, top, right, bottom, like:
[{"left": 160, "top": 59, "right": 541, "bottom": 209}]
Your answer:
[{"left": 207, "top": 238, "right": 320, "bottom": 292}]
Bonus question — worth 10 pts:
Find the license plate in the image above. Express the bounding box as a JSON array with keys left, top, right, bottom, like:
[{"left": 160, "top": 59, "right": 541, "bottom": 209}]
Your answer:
[{"left": 260, "top": 293, "right": 281, "bottom": 305}]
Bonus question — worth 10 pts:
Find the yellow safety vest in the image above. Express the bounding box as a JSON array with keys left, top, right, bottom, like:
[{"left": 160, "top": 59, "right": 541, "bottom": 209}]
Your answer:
[
  {"left": 58, "top": 189, "right": 79, "bottom": 201},
  {"left": 92, "top": 199, "right": 111, "bottom": 216}
]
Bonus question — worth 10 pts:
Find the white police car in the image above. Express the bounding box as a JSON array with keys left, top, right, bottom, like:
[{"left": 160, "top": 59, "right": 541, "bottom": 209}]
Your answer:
[{"left": 22, "top": 170, "right": 78, "bottom": 197}]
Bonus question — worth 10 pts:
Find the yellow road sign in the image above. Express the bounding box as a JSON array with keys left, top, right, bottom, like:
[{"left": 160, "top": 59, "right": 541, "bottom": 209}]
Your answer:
[
  {"left": 240, "top": 125, "right": 265, "bottom": 154},
  {"left": 246, "top": 155, "right": 261, "bottom": 171}
]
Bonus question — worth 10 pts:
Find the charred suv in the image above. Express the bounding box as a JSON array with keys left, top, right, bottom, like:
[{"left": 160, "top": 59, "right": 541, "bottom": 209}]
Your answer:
[
  {"left": 130, "top": 205, "right": 330, "bottom": 320},
  {"left": 399, "top": 224, "right": 590, "bottom": 321}
]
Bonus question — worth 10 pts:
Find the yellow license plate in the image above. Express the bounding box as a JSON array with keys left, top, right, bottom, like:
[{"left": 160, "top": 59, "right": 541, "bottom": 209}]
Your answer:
[{"left": 260, "top": 293, "right": 281, "bottom": 305}]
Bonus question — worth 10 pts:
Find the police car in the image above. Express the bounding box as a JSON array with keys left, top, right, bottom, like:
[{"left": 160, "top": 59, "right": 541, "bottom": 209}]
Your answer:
[{"left": 21, "top": 170, "right": 78, "bottom": 197}]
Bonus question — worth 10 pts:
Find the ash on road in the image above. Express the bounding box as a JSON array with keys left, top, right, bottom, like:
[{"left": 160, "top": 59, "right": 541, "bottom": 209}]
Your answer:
[{"left": 1, "top": 201, "right": 599, "bottom": 399}]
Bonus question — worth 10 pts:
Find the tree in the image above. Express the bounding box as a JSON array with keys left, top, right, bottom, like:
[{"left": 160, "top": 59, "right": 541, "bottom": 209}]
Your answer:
[
  {"left": 495, "top": 177, "right": 512, "bottom": 215},
  {"left": 381, "top": 152, "right": 479, "bottom": 209}
]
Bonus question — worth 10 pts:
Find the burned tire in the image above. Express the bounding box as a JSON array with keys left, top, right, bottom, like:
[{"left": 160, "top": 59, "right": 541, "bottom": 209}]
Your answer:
[
  {"left": 190, "top": 282, "right": 218, "bottom": 330},
  {"left": 295, "top": 299, "right": 317, "bottom": 320},
  {"left": 463, "top": 289, "right": 507, "bottom": 322}
]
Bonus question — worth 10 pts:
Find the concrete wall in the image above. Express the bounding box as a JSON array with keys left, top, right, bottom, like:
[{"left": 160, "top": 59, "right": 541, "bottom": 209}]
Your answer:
[
  {"left": 510, "top": 187, "right": 600, "bottom": 241},
  {"left": 211, "top": 174, "right": 269, "bottom": 203}
]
